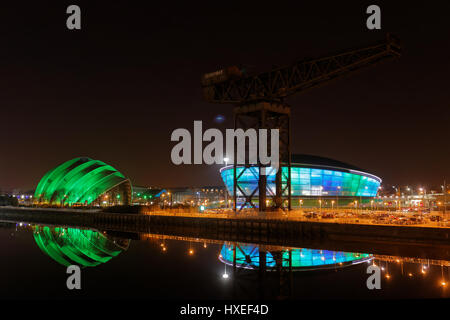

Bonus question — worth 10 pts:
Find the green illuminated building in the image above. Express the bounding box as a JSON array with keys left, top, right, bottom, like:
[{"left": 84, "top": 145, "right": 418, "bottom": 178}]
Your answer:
[{"left": 34, "top": 157, "right": 132, "bottom": 207}]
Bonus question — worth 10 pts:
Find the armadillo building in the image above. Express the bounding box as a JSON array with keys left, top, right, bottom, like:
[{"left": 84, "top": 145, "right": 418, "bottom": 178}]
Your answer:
[
  {"left": 34, "top": 157, "right": 132, "bottom": 207},
  {"left": 220, "top": 154, "right": 382, "bottom": 207}
]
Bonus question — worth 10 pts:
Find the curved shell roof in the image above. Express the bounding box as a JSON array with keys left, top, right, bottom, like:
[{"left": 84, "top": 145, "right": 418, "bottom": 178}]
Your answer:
[{"left": 34, "top": 157, "right": 130, "bottom": 206}]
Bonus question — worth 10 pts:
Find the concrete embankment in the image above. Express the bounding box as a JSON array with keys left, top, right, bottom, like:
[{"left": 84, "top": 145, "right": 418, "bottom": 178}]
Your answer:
[
  {"left": 1, "top": 206, "right": 449, "bottom": 260},
  {"left": 0, "top": 207, "right": 96, "bottom": 227}
]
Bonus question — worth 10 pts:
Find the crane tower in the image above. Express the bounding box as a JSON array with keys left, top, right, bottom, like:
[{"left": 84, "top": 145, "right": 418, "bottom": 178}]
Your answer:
[{"left": 201, "top": 34, "right": 401, "bottom": 212}]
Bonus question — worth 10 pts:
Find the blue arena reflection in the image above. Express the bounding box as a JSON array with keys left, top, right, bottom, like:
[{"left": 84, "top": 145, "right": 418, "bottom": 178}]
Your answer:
[{"left": 219, "top": 243, "right": 372, "bottom": 271}]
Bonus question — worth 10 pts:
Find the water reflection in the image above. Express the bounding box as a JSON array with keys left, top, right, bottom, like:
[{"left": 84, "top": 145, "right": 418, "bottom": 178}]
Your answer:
[
  {"left": 1, "top": 221, "right": 448, "bottom": 299},
  {"left": 219, "top": 243, "right": 372, "bottom": 271},
  {"left": 32, "top": 226, "right": 130, "bottom": 267},
  {"left": 215, "top": 243, "right": 373, "bottom": 299}
]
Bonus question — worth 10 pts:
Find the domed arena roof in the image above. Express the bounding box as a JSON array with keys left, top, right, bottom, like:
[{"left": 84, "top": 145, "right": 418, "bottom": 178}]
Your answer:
[
  {"left": 290, "top": 154, "right": 365, "bottom": 172},
  {"left": 34, "top": 157, "right": 132, "bottom": 206}
]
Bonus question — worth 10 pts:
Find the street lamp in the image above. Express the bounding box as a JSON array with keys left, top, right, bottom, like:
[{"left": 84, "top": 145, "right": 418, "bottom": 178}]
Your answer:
[
  {"left": 336, "top": 186, "right": 341, "bottom": 211},
  {"left": 223, "top": 157, "right": 229, "bottom": 208},
  {"left": 392, "top": 186, "right": 402, "bottom": 212},
  {"left": 419, "top": 187, "right": 427, "bottom": 216},
  {"left": 319, "top": 186, "right": 323, "bottom": 212},
  {"left": 442, "top": 181, "right": 447, "bottom": 220},
  {"left": 167, "top": 192, "right": 172, "bottom": 208},
  {"left": 361, "top": 186, "right": 368, "bottom": 212}
]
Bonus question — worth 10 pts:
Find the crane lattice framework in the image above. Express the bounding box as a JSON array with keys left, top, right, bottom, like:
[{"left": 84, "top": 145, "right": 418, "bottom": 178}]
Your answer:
[{"left": 202, "top": 34, "right": 401, "bottom": 213}]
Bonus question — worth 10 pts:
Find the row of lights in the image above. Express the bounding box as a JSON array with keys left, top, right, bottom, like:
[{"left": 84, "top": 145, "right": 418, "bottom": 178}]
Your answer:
[
  {"left": 157, "top": 237, "right": 449, "bottom": 287},
  {"left": 376, "top": 259, "right": 447, "bottom": 287}
]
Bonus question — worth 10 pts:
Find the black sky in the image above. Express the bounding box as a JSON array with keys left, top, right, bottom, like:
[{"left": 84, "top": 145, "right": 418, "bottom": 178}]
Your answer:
[{"left": 0, "top": 1, "right": 449, "bottom": 191}]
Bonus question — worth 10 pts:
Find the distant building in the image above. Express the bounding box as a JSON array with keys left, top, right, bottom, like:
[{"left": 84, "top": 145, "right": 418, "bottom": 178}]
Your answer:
[
  {"left": 376, "top": 192, "right": 449, "bottom": 211},
  {"left": 132, "top": 186, "right": 166, "bottom": 205},
  {"left": 0, "top": 195, "right": 18, "bottom": 206},
  {"left": 168, "top": 186, "right": 227, "bottom": 207}
]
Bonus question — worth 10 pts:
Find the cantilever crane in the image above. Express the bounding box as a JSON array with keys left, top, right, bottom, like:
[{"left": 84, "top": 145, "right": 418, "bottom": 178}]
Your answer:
[{"left": 202, "top": 34, "right": 400, "bottom": 212}]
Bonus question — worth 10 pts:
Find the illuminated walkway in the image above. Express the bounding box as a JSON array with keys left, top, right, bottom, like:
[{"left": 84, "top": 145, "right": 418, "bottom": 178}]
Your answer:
[{"left": 140, "top": 208, "right": 450, "bottom": 229}]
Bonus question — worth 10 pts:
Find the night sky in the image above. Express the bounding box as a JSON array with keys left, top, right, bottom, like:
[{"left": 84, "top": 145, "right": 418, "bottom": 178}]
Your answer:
[{"left": 0, "top": 1, "right": 449, "bottom": 191}]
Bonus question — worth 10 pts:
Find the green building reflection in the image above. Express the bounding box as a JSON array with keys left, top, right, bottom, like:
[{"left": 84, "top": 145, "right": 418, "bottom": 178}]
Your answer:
[{"left": 33, "top": 226, "right": 130, "bottom": 267}]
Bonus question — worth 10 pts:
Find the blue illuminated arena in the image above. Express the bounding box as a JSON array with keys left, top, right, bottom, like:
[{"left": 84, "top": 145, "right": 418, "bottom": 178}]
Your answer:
[{"left": 220, "top": 154, "right": 381, "bottom": 199}]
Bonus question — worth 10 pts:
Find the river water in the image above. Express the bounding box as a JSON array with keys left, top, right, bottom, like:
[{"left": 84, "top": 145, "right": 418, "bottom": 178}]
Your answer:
[{"left": 0, "top": 221, "right": 449, "bottom": 300}]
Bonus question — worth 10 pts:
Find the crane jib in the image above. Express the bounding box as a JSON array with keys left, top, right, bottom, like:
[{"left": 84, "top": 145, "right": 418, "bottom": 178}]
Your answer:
[{"left": 201, "top": 33, "right": 401, "bottom": 104}]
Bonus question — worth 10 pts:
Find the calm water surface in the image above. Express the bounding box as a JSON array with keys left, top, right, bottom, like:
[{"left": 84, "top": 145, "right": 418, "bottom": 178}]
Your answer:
[{"left": 0, "top": 222, "right": 449, "bottom": 300}]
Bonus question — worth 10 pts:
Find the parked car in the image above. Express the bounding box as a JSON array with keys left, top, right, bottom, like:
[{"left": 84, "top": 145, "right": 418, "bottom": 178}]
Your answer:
[{"left": 304, "top": 212, "right": 318, "bottom": 219}]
